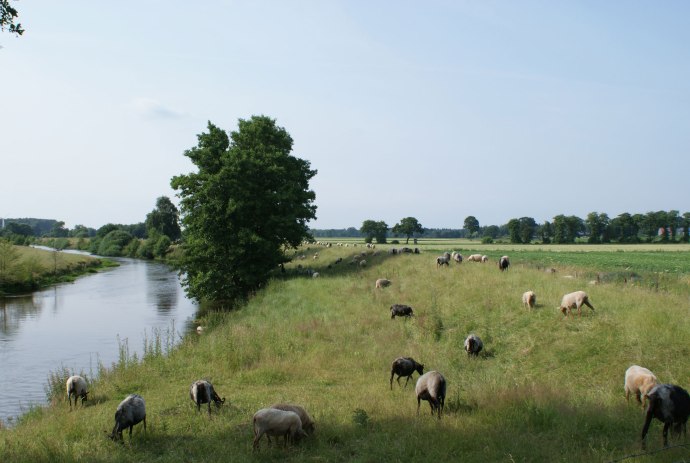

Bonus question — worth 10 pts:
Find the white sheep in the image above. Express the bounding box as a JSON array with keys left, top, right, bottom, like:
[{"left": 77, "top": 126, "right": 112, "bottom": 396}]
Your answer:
[
  {"left": 109, "top": 394, "right": 146, "bottom": 442},
  {"left": 481, "top": 255, "right": 489, "bottom": 263},
  {"left": 415, "top": 371, "right": 446, "bottom": 419},
  {"left": 625, "top": 365, "right": 658, "bottom": 407},
  {"left": 375, "top": 278, "right": 391, "bottom": 289},
  {"left": 66, "top": 375, "right": 89, "bottom": 409},
  {"left": 312, "top": 272, "right": 320, "bottom": 278},
  {"left": 467, "top": 254, "right": 482, "bottom": 262},
  {"left": 190, "top": 380, "right": 226, "bottom": 416},
  {"left": 253, "top": 408, "right": 307, "bottom": 450},
  {"left": 453, "top": 253, "right": 463, "bottom": 264},
  {"left": 559, "top": 290, "right": 595, "bottom": 317},
  {"left": 359, "top": 260, "right": 367, "bottom": 267},
  {"left": 464, "top": 334, "right": 483, "bottom": 356},
  {"left": 269, "top": 403, "right": 315, "bottom": 435},
  {"left": 522, "top": 291, "right": 536, "bottom": 310},
  {"left": 498, "top": 255, "right": 509, "bottom": 271}
]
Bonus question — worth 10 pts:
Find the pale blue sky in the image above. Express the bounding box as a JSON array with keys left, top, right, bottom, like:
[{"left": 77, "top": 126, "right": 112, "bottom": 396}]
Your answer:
[{"left": 2, "top": 1, "right": 689, "bottom": 230}]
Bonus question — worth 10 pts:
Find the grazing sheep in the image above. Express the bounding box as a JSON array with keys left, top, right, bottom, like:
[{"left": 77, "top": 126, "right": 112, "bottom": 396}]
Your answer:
[
  {"left": 269, "top": 403, "right": 315, "bottom": 435},
  {"left": 559, "top": 290, "right": 595, "bottom": 317},
  {"left": 66, "top": 375, "right": 89, "bottom": 409},
  {"left": 522, "top": 291, "right": 536, "bottom": 310},
  {"left": 464, "top": 334, "right": 483, "bottom": 356},
  {"left": 359, "top": 260, "right": 367, "bottom": 267},
  {"left": 390, "top": 357, "right": 424, "bottom": 389},
  {"left": 436, "top": 255, "right": 450, "bottom": 267},
  {"left": 390, "top": 304, "right": 414, "bottom": 319},
  {"left": 414, "top": 248, "right": 420, "bottom": 254},
  {"left": 415, "top": 371, "right": 446, "bottom": 419},
  {"left": 375, "top": 278, "right": 391, "bottom": 289},
  {"left": 641, "top": 384, "right": 690, "bottom": 449},
  {"left": 453, "top": 253, "right": 463, "bottom": 264},
  {"left": 312, "top": 272, "right": 320, "bottom": 278},
  {"left": 467, "top": 254, "right": 482, "bottom": 262},
  {"left": 498, "top": 255, "right": 510, "bottom": 271},
  {"left": 109, "top": 394, "right": 146, "bottom": 442},
  {"left": 253, "top": 408, "right": 307, "bottom": 450},
  {"left": 190, "top": 380, "right": 226, "bottom": 416},
  {"left": 481, "top": 255, "right": 489, "bottom": 263},
  {"left": 625, "top": 365, "right": 659, "bottom": 407}
]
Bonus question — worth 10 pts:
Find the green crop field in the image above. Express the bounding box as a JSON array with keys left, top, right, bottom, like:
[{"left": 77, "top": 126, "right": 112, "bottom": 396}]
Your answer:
[{"left": 2, "top": 242, "right": 690, "bottom": 462}]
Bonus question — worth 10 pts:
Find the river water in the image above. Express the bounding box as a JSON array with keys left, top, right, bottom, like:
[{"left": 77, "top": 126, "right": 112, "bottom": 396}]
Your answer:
[{"left": 0, "top": 257, "right": 198, "bottom": 425}]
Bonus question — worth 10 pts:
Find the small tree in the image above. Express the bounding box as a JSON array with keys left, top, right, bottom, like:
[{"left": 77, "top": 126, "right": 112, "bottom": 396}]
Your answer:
[
  {"left": 0, "top": 0, "right": 24, "bottom": 36},
  {"left": 518, "top": 217, "right": 536, "bottom": 244},
  {"left": 145, "top": 196, "right": 181, "bottom": 241},
  {"left": 360, "top": 220, "right": 388, "bottom": 244},
  {"left": 464, "top": 216, "right": 480, "bottom": 237},
  {"left": 392, "top": 217, "right": 423, "bottom": 244},
  {"left": 507, "top": 219, "right": 521, "bottom": 244}
]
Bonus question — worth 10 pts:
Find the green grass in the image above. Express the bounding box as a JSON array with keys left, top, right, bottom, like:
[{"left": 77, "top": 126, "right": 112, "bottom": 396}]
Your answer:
[{"left": 2, "top": 242, "right": 690, "bottom": 462}]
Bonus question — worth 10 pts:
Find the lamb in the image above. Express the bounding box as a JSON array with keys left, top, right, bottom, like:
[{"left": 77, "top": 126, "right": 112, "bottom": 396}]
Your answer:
[
  {"left": 390, "top": 357, "right": 424, "bottom": 389},
  {"left": 415, "top": 371, "right": 446, "bottom": 419},
  {"left": 390, "top": 304, "right": 414, "bottom": 319},
  {"left": 625, "top": 365, "right": 658, "bottom": 407},
  {"left": 467, "top": 254, "right": 482, "bottom": 262},
  {"left": 498, "top": 255, "right": 510, "bottom": 271},
  {"left": 464, "top": 334, "right": 483, "bottom": 356},
  {"left": 190, "top": 379, "right": 226, "bottom": 416},
  {"left": 559, "top": 290, "right": 595, "bottom": 317},
  {"left": 522, "top": 291, "right": 536, "bottom": 310},
  {"left": 436, "top": 255, "right": 450, "bottom": 267},
  {"left": 375, "top": 278, "right": 391, "bottom": 289},
  {"left": 66, "top": 375, "right": 89, "bottom": 409},
  {"left": 109, "top": 394, "right": 146, "bottom": 442},
  {"left": 641, "top": 384, "right": 690, "bottom": 449},
  {"left": 269, "top": 403, "right": 315, "bottom": 435},
  {"left": 253, "top": 408, "right": 307, "bottom": 450}
]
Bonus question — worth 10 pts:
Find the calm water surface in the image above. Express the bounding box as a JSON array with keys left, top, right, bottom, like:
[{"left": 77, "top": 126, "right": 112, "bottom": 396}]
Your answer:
[{"left": 0, "top": 257, "right": 198, "bottom": 424}]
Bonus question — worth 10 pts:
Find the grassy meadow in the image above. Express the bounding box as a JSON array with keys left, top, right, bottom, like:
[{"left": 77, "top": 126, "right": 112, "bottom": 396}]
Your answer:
[{"left": 2, "top": 241, "right": 690, "bottom": 462}]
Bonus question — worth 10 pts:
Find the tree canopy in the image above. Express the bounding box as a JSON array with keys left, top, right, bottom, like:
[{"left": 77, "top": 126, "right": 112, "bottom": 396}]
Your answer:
[
  {"left": 0, "top": 1, "right": 23, "bottom": 36},
  {"left": 171, "top": 116, "right": 317, "bottom": 305},
  {"left": 360, "top": 220, "right": 388, "bottom": 244},
  {"left": 464, "top": 216, "right": 480, "bottom": 236},
  {"left": 391, "top": 217, "right": 423, "bottom": 244},
  {"left": 145, "top": 196, "right": 181, "bottom": 241}
]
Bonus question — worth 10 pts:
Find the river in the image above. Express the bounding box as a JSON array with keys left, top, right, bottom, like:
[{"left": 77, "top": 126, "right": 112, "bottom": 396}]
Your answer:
[{"left": 0, "top": 257, "right": 198, "bottom": 425}]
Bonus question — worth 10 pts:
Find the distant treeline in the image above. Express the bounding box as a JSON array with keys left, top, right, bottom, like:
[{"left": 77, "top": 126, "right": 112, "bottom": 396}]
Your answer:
[{"left": 311, "top": 209, "right": 690, "bottom": 244}]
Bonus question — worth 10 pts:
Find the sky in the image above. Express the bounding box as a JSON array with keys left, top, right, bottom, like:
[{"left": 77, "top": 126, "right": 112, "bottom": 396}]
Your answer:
[{"left": 2, "top": 1, "right": 689, "bottom": 230}]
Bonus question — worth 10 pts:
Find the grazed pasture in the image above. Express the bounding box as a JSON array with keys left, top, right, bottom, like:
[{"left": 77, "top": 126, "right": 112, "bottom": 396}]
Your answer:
[{"left": 2, "top": 242, "right": 689, "bottom": 462}]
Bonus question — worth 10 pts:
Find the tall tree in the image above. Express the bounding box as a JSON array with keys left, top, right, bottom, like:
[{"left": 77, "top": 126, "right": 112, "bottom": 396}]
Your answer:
[
  {"left": 145, "top": 196, "right": 182, "bottom": 241},
  {"left": 171, "top": 117, "right": 317, "bottom": 304},
  {"left": 0, "top": 0, "right": 23, "bottom": 36},
  {"left": 392, "top": 217, "right": 423, "bottom": 244},
  {"left": 464, "top": 216, "right": 480, "bottom": 237},
  {"left": 539, "top": 221, "right": 553, "bottom": 244},
  {"left": 507, "top": 218, "right": 521, "bottom": 244},
  {"left": 360, "top": 220, "right": 388, "bottom": 244},
  {"left": 518, "top": 217, "right": 536, "bottom": 244}
]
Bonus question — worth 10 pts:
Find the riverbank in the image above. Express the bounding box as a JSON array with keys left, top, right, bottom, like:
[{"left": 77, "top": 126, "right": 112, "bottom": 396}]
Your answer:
[
  {"left": 0, "top": 245, "right": 115, "bottom": 296},
  {"left": 1, "top": 244, "right": 689, "bottom": 461}
]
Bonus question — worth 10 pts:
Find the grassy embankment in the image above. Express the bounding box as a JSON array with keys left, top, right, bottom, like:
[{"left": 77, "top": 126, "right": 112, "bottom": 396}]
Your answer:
[
  {"left": 1, "top": 242, "right": 690, "bottom": 462},
  {"left": 0, "top": 245, "right": 112, "bottom": 295}
]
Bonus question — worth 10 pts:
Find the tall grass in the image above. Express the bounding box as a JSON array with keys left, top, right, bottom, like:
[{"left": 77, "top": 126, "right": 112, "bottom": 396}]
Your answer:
[{"left": 2, "top": 243, "right": 690, "bottom": 462}]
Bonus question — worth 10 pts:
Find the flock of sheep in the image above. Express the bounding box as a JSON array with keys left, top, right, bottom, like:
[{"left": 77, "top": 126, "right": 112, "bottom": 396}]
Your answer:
[
  {"left": 63, "top": 242, "right": 689, "bottom": 453},
  {"left": 65, "top": 375, "right": 315, "bottom": 449},
  {"left": 372, "top": 248, "right": 690, "bottom": 449}
]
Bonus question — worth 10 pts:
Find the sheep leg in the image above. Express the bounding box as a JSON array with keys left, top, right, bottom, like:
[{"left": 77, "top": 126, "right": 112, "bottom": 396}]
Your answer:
[
  {"left": 404, "top": 376, "right": 411, "bottom": 388},
  {"left": 253, "top": 430, "right": 263, "bottom": 450},
  {"left": 416, "top": 397, "right": 421, "bottom": 416},
  {"left": 663, "top": 422, "right": 670, "bottom": 447},
  {"left": 207, "top": 401, "right": 212, "bottom": 417}
]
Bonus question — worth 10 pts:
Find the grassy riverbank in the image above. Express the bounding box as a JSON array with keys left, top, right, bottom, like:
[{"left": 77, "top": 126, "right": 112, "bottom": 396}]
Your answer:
[
  {"left": 2, "top": 243, "right": 689, "bottom": 462},
  {"left": 0, "top": 245, "right": 112, "bottom": 295}
]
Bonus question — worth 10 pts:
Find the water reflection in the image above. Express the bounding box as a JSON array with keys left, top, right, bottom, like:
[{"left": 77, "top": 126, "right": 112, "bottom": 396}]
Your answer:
[
  {"left": 0, "top": 258, "right": 197, "bottom": 425},
  {"left": 0, "top": 295, "right": 43, "bottom": 336}
]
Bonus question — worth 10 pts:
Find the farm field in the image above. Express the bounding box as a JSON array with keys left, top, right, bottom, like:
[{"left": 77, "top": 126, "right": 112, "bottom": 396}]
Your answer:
[{"left": 1, "top": 242, "right": 690, "bottom": 462}]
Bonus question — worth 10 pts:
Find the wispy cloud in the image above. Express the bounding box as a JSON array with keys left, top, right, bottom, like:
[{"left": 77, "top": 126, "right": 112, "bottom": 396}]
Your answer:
[{"left": 129, "top": 97, "right": 189, "bottom": 119}]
